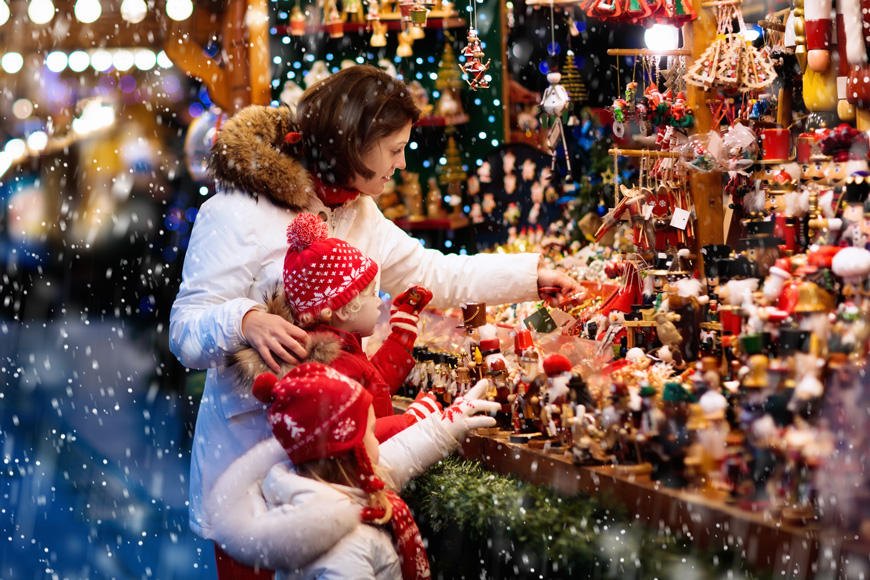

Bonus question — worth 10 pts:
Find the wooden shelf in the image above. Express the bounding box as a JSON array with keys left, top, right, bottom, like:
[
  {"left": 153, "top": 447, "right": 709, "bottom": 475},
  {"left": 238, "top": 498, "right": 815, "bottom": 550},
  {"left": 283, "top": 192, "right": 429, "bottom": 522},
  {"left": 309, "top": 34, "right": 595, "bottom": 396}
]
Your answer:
[
  {"left": 273, "top": 14, "right": 465, "bottom": 36},
  {"left": 415, "top": 113, "right": 470, "bottom": 127},
  {"left": 393, "top": 215, "right": 470, "bottom": 231},
  {"left": 459, "top": 429, "right": 870, "bottom": 576}
]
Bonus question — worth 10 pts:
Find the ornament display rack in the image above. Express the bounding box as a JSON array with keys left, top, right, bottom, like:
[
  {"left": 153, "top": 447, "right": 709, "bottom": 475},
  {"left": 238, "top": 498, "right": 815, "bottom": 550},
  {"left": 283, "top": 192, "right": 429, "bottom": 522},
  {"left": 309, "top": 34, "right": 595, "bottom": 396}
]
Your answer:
[
  {"left": 456, "top": 429, "right": 870, "bottom": 577},
  {"left": 272, "top": 13, "right": 467, "bottom": 35}
]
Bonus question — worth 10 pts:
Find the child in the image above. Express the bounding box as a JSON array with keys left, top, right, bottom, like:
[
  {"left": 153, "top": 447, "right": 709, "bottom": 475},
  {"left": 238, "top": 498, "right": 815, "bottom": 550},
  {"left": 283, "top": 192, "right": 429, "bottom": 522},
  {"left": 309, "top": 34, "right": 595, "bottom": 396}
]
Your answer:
[
  {"left": 231, "top": 212, "right": 442, "bottom": 442},
  {"left": 207, "top": 362, "right": 499, "bottom": 578}
]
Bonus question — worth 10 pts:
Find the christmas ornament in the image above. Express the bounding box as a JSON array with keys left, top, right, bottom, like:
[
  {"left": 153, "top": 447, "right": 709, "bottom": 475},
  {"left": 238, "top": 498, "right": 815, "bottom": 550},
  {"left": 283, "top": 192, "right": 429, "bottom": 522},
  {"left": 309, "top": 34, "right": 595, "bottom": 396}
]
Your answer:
[{"left": 459, "top": 28, "right": 491, "bottom": 90}]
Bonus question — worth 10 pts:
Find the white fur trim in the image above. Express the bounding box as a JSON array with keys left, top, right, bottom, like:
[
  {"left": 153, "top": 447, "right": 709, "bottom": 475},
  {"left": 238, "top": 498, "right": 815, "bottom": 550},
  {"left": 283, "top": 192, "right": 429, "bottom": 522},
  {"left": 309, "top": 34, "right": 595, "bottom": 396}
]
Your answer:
[
  {"left": 206, "top": 439, "right": 361, "bottom": 570},
  {"left": 840, "top": 0, "right": 868, "bottom": 65}
]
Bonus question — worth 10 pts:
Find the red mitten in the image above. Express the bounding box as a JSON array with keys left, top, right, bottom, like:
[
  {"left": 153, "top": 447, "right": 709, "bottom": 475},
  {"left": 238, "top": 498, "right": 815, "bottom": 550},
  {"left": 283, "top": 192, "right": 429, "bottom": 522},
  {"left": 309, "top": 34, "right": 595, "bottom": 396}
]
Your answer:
[
  {"left": 405, "top": 391, "right": 443, "bottom": 424},
  {"left": 389, "top": 286, "right": 433, "bottom": 351},
  {"left": 390, "top": 286, "right": 433, "bottom": 315}
]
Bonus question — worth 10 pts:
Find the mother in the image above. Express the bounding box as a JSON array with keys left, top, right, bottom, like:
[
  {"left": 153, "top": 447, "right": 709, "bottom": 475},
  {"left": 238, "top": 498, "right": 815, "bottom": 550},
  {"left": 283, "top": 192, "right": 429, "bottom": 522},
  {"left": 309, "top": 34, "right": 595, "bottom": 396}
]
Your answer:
[{"left": 170, "top": 64, "right": 579, "bottom": 576}]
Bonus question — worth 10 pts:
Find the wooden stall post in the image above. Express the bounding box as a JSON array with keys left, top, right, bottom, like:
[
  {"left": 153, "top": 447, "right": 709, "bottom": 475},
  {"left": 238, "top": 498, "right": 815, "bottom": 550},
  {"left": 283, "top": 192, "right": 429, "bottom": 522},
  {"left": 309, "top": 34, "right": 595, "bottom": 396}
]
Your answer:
[
  {"left": 683, "top": 0, "right": 724, "bottom": 266},
  {"left": 164, "top": 0, "right": 272, "bottom": 115}
]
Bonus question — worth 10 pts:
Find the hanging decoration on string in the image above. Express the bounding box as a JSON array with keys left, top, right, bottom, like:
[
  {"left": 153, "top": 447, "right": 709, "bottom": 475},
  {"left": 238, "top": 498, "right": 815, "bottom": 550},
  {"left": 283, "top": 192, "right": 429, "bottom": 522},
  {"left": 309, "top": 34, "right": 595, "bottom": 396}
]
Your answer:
[
  {"left": 683, "top": 0, "right": 776, "bottom": 91},
  {"left": 458, "top": 0, "right": 491, "bottom": 90},
  {"left": 539, "top": 1, "right": 572, "bottom": 179}
]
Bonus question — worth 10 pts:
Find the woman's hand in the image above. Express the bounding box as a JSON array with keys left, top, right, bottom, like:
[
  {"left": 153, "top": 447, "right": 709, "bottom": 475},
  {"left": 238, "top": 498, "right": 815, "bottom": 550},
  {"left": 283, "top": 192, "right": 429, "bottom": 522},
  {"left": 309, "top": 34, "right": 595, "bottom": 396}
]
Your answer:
[
  {"left": 536, "top": 262, "right": 582, "bottom": 306},
  {"left": 241, "top": 310, "right": 308, "bottom": 373}
]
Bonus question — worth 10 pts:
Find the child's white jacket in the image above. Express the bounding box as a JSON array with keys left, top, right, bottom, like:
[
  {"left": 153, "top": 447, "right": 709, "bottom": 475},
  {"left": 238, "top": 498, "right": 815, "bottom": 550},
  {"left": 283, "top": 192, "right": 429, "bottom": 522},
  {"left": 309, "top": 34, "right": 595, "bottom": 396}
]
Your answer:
[{"left": 205, "top": 413, "right": 460, "bottom": 578}]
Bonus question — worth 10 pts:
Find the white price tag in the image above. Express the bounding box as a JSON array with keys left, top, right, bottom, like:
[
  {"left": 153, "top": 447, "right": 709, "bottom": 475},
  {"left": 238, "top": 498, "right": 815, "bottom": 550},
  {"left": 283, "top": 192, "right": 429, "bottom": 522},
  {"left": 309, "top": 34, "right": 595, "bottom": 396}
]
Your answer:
[
  {"left": 670, "top": 207, "right": 691, "bottom": 230},
  {"left": 643, "top": 203, "right": 654, "bottom": 219}
]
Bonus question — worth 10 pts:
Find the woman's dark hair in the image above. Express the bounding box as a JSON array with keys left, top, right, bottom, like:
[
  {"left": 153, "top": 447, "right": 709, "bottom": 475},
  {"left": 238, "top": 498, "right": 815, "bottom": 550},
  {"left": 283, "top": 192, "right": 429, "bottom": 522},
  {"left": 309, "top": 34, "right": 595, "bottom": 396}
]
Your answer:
[{"left": 294, "top": 65, "right": 422, "bottom": 187}]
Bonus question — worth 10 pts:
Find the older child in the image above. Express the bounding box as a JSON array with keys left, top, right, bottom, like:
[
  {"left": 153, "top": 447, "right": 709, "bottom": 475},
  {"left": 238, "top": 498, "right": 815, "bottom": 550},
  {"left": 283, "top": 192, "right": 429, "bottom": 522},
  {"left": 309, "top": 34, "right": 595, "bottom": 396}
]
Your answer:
[
  {"left": 207, "top": 362, "right": 498, "bottom": 578},
  {"left": 230, "top": 212, "right": 441, "bottom": 442}
]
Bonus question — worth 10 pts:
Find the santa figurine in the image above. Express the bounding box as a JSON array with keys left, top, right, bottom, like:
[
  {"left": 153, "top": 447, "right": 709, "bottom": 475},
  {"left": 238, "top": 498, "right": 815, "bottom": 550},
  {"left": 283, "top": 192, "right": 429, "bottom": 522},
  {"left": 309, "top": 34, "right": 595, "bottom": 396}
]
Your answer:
[{"left": 538, "top": 354, "right": 573, "bottom": 445}]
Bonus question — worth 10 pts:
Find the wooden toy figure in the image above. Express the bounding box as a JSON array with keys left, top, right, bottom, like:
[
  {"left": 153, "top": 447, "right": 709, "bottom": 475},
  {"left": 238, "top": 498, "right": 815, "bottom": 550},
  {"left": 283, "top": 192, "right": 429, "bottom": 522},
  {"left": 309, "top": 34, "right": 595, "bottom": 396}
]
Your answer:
[
  {"left": 538, "top": 354, "right": 573, "bottom": 445},
  {"left": 651, "top": 382, "right": 695, "bottom": 488},
  {"left": 459, "top": 28, "right": 491, "bottom": 90},
  {"left": 540, "top": 70, "right": 573, "bottom": 180}
]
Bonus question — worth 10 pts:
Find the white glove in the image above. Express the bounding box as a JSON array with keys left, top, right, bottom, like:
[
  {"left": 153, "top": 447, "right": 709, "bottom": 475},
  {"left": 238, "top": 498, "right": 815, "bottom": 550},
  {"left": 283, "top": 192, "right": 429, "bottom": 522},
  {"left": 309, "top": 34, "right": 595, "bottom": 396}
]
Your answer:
[
  {"left": 406, "top": 391, "right": 442, "bottom": 423},
  {"left": 439, "top": 379, "right": 500, "bottom": 441}
]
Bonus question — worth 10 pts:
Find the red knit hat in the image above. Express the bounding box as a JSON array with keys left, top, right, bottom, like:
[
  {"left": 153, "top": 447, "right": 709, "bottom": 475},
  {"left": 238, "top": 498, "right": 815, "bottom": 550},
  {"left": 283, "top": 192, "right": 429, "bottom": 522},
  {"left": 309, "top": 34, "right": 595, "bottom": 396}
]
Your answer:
[
  {"left": 283, "top": 213, "right": 379, "bottom": 317},
  {"left": 253, "top": 362, "right": 374, "bottom": 467}
]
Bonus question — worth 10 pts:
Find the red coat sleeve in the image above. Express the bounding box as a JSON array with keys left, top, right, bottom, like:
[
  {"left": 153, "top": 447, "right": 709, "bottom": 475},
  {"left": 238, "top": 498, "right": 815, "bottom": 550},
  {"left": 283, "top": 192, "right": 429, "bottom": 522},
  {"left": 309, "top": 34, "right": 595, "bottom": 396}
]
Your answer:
[
  {"left": 369, "top": 337, "right": 416, "bottom": 395},
  {"left": 375, "top": 414, "right": 414, "bottom": 442}
]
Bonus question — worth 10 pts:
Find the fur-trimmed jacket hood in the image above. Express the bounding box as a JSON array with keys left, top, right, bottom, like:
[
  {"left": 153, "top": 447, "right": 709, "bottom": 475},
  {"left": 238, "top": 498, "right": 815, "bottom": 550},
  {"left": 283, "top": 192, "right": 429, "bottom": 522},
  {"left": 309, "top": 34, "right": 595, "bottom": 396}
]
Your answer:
[
  {"left": 208, "top": 104, "right": 316, "bottom": 210},
  {"left": 228, "top": 288, "right": 343, "bottom": 387}
]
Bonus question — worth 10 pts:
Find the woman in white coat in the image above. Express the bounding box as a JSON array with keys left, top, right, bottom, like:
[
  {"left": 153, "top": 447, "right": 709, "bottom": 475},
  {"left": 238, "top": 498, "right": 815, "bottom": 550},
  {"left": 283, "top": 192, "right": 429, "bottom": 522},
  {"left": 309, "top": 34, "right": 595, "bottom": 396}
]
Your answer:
[{"left": 169, "top": 65, "right": 580, "bottom": 576}]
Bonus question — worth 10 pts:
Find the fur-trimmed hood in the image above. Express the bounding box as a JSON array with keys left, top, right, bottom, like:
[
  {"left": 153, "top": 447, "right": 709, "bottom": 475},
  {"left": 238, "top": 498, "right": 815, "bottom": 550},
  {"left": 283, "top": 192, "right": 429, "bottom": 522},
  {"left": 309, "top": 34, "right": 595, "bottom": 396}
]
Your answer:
[
  {"left": 208, "top": 104, "right": 316, "bottom": 210},
  {"left": 228, "top": 288, "right": 343, "bottom": 386}
]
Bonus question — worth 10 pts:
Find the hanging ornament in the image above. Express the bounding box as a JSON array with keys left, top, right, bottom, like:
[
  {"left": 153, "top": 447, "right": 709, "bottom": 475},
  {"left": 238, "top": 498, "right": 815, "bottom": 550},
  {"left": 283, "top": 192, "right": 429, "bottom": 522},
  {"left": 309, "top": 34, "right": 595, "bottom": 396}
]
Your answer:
[
  {"left": 409, "top": 1, "right": 429, "bottom": 26},
  {"left": 457, "top": 0, "right": 492, "bottom": 91},
  {"left": 326, "top": 5, "right": 344, "bottom": 38},
  {"left": 370, "top": 19, "right": 387, "bottom": 47},
  {"left": 396, "top": 27, "right": 415, "bottom": 57},
  {"left": 459, "top": 28, "right": 491, "bottom": 90},
  {"left": 289, "top": 5, "right": 307, "bottom": 36},
  {"left": 541, "top": 71, "right": 572, "bottom": 179},
  {"left": 365, "top": 0, "right": 380, "bottom": 25}
]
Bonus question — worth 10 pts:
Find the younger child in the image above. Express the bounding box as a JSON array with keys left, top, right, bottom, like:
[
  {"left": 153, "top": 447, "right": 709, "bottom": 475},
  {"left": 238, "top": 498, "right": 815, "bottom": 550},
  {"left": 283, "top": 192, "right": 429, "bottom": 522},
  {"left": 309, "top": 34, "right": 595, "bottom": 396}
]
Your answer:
[
  {"left": 207, "top": 362, "right": 499, "bottom": 578},
  {"left": 231, "top": 213, "right": 441, "bottom": 441}
]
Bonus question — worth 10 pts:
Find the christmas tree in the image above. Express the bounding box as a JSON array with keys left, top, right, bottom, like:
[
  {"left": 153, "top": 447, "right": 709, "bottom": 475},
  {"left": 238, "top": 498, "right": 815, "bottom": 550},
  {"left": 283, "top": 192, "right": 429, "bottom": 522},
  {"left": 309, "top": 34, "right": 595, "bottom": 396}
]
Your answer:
[
  {"left": 434, "top": 42, "right": 466, "bottom": 118},
  {"left": 435, "top": 42, "right": 463, "bottom": 92},
  {"left": 561, "top": 50, "right": 587, "bottom": 105},
  {"left": 438, "top": 134, "right": 467, "bottom": 186}
]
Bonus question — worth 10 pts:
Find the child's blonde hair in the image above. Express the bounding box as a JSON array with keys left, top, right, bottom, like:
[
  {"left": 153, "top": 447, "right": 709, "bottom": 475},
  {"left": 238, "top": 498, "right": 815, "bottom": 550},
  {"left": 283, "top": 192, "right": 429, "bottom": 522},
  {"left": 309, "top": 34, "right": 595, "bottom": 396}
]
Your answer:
[
  {"left": 297, "top": 450, "right": 393, "bottom": 524},
  {"left": 294, "top": 279, "right": 377, "bottom": 329}
]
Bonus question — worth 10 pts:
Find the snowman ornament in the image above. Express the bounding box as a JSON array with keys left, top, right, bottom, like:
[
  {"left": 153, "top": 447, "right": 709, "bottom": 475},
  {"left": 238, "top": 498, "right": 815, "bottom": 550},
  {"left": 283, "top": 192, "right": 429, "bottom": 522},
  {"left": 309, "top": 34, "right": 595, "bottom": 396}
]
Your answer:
[{"left": 540, "top": 71, "right": 572, "bottom": 180}]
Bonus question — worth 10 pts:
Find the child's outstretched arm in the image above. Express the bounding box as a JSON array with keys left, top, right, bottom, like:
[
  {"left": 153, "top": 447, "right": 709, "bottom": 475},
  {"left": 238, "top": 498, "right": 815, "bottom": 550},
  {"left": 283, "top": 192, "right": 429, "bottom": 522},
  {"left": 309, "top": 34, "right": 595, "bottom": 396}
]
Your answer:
[
  {"left": 378, "top": 379, "right": 499, "bottom": 491},
  {"left": 370, "top": 285, "right": 433, "bottom": 391},
  {"left": 205, "top": 438, "right": 361, "bottom": 571}
]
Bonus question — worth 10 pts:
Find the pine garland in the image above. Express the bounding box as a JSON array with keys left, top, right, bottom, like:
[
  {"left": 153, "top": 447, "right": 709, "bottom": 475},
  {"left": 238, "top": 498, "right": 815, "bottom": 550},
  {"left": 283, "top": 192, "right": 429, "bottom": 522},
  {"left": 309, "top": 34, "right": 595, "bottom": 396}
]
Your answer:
[{"left": 403, "top": 456, "right": 771, "bottom": 580}]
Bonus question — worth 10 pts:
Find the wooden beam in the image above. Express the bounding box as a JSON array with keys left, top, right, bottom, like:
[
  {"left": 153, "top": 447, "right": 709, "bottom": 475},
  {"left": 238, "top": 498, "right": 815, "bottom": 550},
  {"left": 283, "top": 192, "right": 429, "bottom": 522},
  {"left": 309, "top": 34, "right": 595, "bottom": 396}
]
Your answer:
[{"left": 683, "top": 0, "right": 725, "bottom": 264}]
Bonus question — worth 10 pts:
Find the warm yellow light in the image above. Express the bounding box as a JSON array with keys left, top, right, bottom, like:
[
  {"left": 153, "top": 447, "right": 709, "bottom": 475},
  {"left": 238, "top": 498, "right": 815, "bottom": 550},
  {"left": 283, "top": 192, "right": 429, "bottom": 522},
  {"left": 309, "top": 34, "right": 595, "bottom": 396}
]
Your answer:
[
  {"left": 120, "top": 0, "right": 146, "bottom": 23},
  {"left": 0, "top": 1, "right": 10, "bottom": 26},
  {"left": 74, "top": 0, "right": 101, "bottom": 23},
  {"left": 28, "top": 0, "right": 55, "bottom": 24},
  {"left": 166, "top": 0, "right": 193, "bottom": 21}
]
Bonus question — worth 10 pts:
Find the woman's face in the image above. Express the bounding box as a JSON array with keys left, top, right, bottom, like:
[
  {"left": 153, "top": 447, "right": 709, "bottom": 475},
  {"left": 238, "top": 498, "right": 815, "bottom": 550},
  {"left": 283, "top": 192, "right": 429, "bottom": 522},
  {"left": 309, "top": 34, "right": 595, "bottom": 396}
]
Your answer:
[{"left": 349, "top": 121, "right": 413, "bottom": 196}]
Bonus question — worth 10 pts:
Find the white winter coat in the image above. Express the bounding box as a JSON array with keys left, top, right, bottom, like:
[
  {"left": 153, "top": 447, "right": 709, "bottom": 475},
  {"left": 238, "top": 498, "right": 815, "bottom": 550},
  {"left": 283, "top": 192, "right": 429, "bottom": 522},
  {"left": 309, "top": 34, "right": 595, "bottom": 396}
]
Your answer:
[
  {"left": 169, "top": 105, "right": 541, "bottom": 541},
  {"left": 206, "top": 413, "right": 460, "bottom": 578}
]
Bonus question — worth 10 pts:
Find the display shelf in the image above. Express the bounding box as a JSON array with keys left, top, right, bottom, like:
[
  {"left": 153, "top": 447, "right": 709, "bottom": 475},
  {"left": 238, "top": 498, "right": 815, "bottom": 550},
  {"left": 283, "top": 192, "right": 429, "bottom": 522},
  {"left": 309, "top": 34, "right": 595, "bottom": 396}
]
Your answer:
[
  {"left": 393, "top": 215, "right": 470, "bottom": 231},
  {"left": 273, "top": 15, "right": 466, "bottom": 36},
  {"left": 415, "top": 113, "right": 470, "bottom": 127},
  {"left": 458, "top": 429, "right": 870, "bottom": 576}
]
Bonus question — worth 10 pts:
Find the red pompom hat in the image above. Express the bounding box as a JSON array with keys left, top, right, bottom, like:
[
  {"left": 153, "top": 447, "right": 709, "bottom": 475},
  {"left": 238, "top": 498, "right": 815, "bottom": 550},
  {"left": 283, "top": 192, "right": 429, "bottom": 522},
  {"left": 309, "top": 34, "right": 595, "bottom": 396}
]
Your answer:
[
  {"left": 283, "top": 213, "right": 379, "bottom": 317},
  {"left": 253, "top": 362, "right": 374, "bottom": 468},
  {"left": 254, "top": 362, "right": 432, "bottom": 580},
  {"left": 542, "top": 353, "right": 572, "bottom": 377}
]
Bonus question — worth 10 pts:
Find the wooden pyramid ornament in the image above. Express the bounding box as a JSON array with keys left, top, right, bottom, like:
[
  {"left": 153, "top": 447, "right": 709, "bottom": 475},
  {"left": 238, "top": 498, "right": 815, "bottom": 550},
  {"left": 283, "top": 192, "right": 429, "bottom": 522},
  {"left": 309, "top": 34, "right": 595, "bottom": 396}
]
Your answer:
[
  {"left": 741, "top": 45, "right": 777, "bottom": 91},
  {"left": 684, "top": 38, "right": 725, "bottom": 88}
]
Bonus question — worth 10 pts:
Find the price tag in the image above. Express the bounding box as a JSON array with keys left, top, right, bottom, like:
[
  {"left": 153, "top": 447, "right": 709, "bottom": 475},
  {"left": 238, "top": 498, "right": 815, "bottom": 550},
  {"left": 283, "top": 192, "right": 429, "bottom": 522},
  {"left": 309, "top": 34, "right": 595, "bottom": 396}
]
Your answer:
[
  {"left": 523, "top": 307, "right": 558, "bottom": 333},
  {"left": 670, "top": 207, "right": 691, "bottom": 230},
  {"left": 643, "top": 203, "right": 654, "bottom": 220},
  {"left": 548, "top": 308, "right": 577, "bottom": 328}
]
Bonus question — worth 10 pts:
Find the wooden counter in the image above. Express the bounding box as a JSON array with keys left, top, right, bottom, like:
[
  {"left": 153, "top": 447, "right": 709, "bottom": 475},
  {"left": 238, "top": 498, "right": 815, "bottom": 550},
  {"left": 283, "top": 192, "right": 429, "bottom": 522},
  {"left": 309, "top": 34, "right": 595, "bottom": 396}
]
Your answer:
[{"left": 459, "top": 429, "right": 870, "bottom": 577}]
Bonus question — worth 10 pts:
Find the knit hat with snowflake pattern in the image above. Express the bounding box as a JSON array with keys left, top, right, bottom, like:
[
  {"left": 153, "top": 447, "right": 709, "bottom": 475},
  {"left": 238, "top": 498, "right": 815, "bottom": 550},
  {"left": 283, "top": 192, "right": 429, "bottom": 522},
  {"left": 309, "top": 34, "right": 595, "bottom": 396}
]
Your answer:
[
  {"left": 253, "top": 362, "right": 376, "bottom": 469},
  {"left": 283, "top": 213, "right": 379, "bottom": 318}
]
